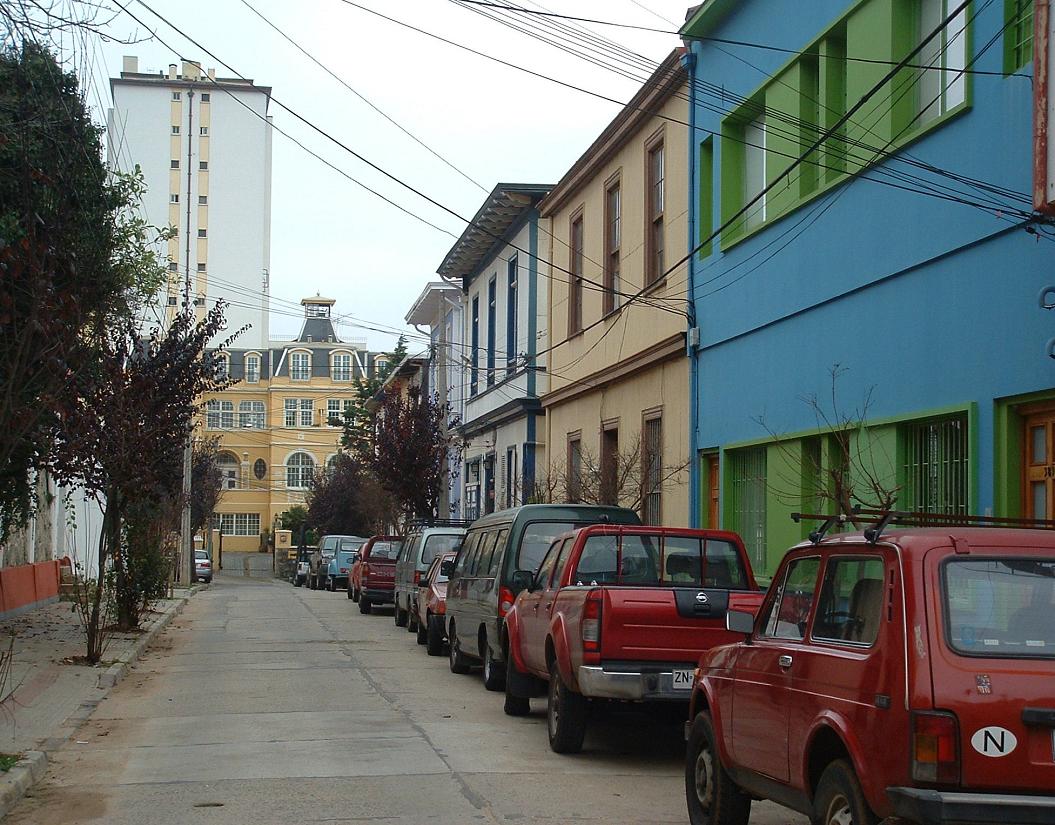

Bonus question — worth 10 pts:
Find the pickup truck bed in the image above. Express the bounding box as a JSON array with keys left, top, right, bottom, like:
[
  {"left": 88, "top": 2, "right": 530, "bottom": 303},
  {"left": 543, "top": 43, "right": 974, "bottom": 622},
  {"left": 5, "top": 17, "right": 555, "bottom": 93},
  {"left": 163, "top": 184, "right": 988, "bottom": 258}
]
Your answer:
[{"left": 504, "top": 525, "right": 763, "bottom": 753}]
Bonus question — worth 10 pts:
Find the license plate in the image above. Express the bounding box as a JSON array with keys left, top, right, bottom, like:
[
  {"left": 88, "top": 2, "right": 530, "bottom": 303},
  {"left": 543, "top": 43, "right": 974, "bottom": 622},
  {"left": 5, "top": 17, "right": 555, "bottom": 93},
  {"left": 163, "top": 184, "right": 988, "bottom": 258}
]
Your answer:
[{"left": 672, "top": 669, "right": 694, "bottom": 690}]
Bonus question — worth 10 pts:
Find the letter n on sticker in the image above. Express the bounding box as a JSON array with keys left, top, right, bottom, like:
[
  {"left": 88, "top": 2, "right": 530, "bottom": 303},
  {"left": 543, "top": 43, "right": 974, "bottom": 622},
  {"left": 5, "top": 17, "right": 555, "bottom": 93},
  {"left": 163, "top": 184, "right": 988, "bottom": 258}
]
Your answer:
[{"left": 970, "top": 726, "right": 1018, "bottom": 757}]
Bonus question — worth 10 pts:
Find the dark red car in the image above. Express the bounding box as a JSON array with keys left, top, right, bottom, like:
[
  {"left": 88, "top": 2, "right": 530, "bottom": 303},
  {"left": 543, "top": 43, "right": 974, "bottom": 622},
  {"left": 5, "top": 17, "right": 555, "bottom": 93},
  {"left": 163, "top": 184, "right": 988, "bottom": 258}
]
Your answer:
[
  {"left": 349, "top": 536, "right": 402, "bottom": 614},
  {"left": 686, "top": 526, "right": 1055, "bottom": 825},
  {"left": 504, "top": 525, "right": 763, "bottom": 753},
  {"left": 415, "top": 551, "right": 457, "bottom": 656}
]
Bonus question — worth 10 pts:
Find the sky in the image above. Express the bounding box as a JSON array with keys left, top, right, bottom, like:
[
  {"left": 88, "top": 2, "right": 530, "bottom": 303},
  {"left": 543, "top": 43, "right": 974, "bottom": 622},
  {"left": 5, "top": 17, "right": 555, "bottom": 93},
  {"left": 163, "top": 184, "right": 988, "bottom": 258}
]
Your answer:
[{"left": 85, "top": 0, "right": 696, "bottom": 350}]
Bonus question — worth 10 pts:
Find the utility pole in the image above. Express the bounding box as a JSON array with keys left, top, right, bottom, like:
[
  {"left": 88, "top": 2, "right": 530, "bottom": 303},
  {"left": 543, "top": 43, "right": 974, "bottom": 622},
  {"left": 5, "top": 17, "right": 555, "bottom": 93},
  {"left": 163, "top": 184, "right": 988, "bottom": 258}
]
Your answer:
[
  {"left": 437, "top": 299, "right": 449, "bottom": 517},
  {"left": 180, "top": 87, "right": 195, "bottom": 588}
]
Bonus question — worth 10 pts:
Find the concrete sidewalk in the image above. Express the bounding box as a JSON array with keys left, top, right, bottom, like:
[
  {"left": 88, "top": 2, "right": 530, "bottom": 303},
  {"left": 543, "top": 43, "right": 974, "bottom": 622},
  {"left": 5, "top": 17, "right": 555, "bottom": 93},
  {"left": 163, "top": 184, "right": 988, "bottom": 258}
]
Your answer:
[{"left": 0, "top": 590, "right": 195, "bottom": 817}]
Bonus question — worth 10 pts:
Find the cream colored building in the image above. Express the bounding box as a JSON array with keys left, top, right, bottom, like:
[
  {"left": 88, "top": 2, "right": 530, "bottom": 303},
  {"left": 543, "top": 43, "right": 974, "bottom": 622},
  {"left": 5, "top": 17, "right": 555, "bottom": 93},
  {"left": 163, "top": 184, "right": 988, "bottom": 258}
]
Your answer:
[
  {"left": 540, "top": 50, "right": 691, "bottom": 526},
  {"left": 200, "top": 297, "right": 391, "bottom": 551}
]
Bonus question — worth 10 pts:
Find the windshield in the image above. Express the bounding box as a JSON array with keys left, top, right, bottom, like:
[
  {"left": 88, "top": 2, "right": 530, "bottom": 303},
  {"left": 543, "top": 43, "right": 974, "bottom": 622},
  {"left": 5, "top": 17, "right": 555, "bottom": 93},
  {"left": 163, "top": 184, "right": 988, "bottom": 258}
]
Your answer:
[
  {"left": 944, "top": 557, "right": 1055, "bottom": 658},
  {"left": 422, "top": 533, "right": 462, "bottom": 565},
  {"left": 368, "top": 540, "right": 401, "bottom": 561},
  {"left": 516, "top": 522, "right": 583, "bottom": 573}
]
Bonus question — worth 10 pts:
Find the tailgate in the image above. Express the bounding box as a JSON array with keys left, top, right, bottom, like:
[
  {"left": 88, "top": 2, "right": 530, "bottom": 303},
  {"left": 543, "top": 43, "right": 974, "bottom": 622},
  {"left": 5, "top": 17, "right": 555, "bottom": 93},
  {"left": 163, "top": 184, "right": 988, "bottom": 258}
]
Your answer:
[
  {"left": 368, "top": 559, "right": 396, "bottom": 583},
  {"left": 600, "top": 588, "right": 762, "bottom": 662},
  {"left": 928, "top": 550, "right": 1055, "bottom": 793}
]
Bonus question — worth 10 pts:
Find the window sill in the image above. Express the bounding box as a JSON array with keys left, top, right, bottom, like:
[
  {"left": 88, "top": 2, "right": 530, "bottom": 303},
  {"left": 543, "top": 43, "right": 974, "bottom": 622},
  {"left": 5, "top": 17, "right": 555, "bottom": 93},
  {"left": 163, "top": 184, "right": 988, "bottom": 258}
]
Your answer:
[{"left": 641, "top": 277, "right": 667, "bottom": 297}]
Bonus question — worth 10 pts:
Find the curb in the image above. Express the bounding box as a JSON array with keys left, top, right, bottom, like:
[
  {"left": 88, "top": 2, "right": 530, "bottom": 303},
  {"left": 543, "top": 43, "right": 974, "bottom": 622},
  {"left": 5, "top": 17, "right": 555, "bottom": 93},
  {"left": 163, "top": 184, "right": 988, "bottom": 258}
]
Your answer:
[{"left": 0, "top": 587, "right": 201, "bottom": 819}]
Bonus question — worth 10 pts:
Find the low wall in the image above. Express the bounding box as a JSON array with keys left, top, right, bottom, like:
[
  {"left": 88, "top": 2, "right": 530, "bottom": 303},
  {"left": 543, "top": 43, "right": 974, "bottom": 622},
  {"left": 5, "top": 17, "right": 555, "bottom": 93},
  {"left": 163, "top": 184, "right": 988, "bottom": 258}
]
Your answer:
[{"left": 0, "top": 561, "right": 61, "bottom": 619}]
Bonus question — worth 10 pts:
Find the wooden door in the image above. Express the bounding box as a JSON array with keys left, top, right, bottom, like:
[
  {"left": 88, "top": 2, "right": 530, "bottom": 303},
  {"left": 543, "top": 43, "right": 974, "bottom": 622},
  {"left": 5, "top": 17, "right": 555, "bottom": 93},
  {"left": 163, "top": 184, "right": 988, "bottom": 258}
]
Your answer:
[
  {"left": 1023, "top": 408, "right": 1055, "bottom": 519},
  {"left": 705, "top": 455, "right": 720, "bottom": 528}
]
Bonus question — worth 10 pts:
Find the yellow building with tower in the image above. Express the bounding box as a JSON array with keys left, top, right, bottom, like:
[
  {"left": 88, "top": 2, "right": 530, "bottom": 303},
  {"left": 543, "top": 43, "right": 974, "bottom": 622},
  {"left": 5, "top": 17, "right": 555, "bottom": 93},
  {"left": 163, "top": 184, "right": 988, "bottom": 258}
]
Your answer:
[{"left": 200, "top": 296, "right": 391, "bottom": 551}]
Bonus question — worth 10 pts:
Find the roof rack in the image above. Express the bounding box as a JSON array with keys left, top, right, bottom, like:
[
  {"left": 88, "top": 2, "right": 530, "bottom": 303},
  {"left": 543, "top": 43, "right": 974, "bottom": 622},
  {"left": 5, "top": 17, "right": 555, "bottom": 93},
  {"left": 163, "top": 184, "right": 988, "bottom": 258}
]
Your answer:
[
  {"left": 408, "top": 517, "right": 472, "bottom": 529},
  {"left": 791, "top": 509, "right": 1055, "bottom": 545}
]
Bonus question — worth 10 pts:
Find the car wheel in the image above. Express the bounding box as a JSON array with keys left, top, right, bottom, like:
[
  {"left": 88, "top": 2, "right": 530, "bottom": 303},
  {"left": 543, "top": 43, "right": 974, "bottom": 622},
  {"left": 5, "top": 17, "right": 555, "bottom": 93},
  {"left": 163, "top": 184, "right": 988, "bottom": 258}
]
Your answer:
[
  {"left": 308, "top": 575, "right": 315, "bottom": 590},
  {"left": 482, "top": 642, "right": 505, "bottom": 692},
  {"left": 685, "top": 711, "right": 751, "bottom": 825},
  {"left": 346, "top": 585, "right": 354, "bottom": 600},
  {"left": 812, "top": 760, "right": 876, "bottom": 825},
  {"left": 503, "top": 653, "right": 530, "bottom": 717},
  {"left": 407, "top": 606, "right": 419, "bottom": 634},
  {"left": 426, "top": 614, "right": 445, "bottom": 656},
  {"left": 448, "top": 622, "right": 471, "bottom": 674},
  {"left": 294, "top": 577, "right": 302, "bottom": 588},
  {"left": 359, "top": 597, "right": 372, "bottom": 615},
  {"left": 351, "top": 587, "right": 360, "bottom": 603},
  {"left": 395, "top": 600, "right": 408, "bottom": 627},
  {"left": 547, "top": 659, "right": 588, "bottom": 754},
  {"left": 416, "top": 615, "right": 428, "bottom": 645}
]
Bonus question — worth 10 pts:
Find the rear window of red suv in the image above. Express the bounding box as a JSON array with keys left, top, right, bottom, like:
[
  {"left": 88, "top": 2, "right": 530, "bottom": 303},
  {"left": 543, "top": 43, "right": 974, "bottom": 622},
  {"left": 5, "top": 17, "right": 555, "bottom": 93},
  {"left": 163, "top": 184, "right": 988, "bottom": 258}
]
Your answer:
[
  {"left": 943, "top": 557, "right": 1055, "bottom": 658},
  {"left": 368, "top": 540, "right": 401, "bottom": 560}
]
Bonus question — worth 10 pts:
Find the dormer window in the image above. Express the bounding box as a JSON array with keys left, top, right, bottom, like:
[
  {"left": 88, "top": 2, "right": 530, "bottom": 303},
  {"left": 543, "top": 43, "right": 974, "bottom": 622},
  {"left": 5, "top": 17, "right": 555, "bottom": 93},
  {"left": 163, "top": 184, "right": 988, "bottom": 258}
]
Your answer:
[
  {"left": 214, "top": 353, "right": 229, "bottom": 380},
  {"left": 290, "top": 351, "right": 311, "bottom": 381},
  {"left": 245, "top": 353, "right": 260, "bottom": 383},
  {"left": 332, "top": 353, "right": 352, "bottom": 382}
]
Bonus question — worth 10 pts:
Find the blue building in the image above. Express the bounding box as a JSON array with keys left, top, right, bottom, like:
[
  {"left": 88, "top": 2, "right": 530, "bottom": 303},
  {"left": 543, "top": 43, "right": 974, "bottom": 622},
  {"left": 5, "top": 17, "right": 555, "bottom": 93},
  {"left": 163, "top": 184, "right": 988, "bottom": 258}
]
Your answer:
[{"left": 682, "top": 0, "right": 1052, "bottom": 577}]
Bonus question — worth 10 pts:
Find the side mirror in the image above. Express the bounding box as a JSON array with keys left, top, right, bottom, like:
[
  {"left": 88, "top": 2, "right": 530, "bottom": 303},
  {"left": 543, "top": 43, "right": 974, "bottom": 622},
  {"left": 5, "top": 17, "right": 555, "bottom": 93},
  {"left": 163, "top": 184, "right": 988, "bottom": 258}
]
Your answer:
[
  {"left": 510, "top": 569, "right": 533, "bottom": 594},
  {"left": 726, "top": 609, "right": 755, "bottom": 637},
  {"left": 440, "top": 560, "right": 455, "bottom": 577}
]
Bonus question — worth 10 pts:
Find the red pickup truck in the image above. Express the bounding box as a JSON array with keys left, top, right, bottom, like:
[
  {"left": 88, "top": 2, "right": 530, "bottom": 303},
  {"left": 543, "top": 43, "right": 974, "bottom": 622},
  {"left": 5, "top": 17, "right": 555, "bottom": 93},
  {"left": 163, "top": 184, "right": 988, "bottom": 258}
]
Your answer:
[
  {"left": 504, "top": 525, "right": 763, "bottom": 753},
  {"left": 353, "top": 536, "right": 403, "bottom": 615}
]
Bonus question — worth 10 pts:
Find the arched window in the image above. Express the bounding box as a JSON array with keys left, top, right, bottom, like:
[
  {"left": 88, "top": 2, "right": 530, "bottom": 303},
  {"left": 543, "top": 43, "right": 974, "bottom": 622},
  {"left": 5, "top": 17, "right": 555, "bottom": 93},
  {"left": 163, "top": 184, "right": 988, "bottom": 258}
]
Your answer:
[
  {"left": 216, "top": 451, "right": 240, "bottom": 490},
  {"left": 245, "top": 353, "right": 261, "bottom": 383},
  {"left": 290, "top": 350, "right": 311, "bottom": 381},
  {"left": 286, "top": 452, "right": 315, "bottom": 489},
  {"left": 325, "top": 454, "right": 339, "bottom": 477},
  {"left": 331, "top": 351, "right": 352, "bottom": 381}
]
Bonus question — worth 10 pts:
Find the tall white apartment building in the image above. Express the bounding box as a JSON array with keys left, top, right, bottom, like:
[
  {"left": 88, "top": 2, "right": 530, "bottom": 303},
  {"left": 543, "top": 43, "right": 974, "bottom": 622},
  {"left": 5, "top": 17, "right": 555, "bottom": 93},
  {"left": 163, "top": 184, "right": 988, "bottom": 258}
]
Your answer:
[{"left": 108, "top": 57, "right": 273, "bottom": 349}]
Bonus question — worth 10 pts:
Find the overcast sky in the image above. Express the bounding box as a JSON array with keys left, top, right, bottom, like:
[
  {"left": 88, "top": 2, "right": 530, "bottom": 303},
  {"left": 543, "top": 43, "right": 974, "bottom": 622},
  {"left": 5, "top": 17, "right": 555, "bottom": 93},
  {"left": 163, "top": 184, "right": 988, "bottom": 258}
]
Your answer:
[{"left": 86, "top": 0, "right": 694, "bottom": 350}]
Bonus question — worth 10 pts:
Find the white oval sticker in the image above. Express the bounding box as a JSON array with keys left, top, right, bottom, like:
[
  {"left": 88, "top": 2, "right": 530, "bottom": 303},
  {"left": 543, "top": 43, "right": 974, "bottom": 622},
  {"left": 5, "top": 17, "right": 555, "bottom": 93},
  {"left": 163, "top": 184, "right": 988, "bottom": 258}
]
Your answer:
[{"left": 970, "top": 726, "right": 1018, "bottom": 758}]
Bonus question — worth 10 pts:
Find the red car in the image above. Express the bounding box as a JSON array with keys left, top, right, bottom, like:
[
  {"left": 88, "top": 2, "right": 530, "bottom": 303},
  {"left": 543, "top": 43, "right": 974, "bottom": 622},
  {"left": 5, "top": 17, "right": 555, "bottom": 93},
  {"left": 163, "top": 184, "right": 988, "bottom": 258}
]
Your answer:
[
  {"left": 504, "top": 525, "right": 763, "bottom": 753},
  {"left": 415, "top": 551, "right": 457, "bottom": 656},
  {"left": 686, "top": 525, "right": 1055, "bottom": 825},
  {"left": 349, "top": 536, "right": 402, "bottom": 613}
]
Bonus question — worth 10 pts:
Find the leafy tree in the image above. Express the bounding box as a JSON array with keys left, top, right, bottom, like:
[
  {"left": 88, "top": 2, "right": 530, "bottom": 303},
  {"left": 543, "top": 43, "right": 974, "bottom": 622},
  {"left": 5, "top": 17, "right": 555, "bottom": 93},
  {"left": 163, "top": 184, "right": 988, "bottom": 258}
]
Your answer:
[
  {"left": 340, "top": 335, "right": 406, "bottom": 456},
  {"left": 50, "top": 305, "right": 236, "bottom": 659},
  {"left": 279, "top": 505, "right": 315, "bottom": 546},
  {"left": 355, "top": 386, "right": 458, "bottom": 530},
  {"left": 190, "top": 437, "right": 224, "bottom": 536},
  {"left": 0, "top": 42, "right": 165, "bottom": 540},
  {"left": 306, "top": 453, "right": 391, "bottom": 537}
]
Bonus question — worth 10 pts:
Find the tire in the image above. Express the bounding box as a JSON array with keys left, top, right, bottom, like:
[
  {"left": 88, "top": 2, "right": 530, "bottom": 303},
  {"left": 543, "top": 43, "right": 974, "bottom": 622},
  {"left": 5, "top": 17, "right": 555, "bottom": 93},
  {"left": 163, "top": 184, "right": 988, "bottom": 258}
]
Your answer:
[
  {"left": 812, "top": 760, "right": 877, "bottom": 825},
  {"left": 347, "top": 586, "right": 354, "bottom": 600},
  {"left": 426, "top": 614, "right": 445, "bottom": 656},
  {"left": 309, "top": 575, "right": 317, "bottom": 590},
  {"left": 503, "top": 653, "right": 531, "bottom": 716},
  {"left": 395, "top": 598, "right": 408, "bottom": 627},
  {"left": 482, "top": 641, "right": 505, "bottom": 691},
  {"left": 359, "top": 597, "right": 372, "bottom": 615},
  {"left": 408, "top": 605, "right": 419, "bottom": 634},
  {"left": 327, "top": 577, "right": 336, "bottom": 592},
  {"left": 294, "top": 577, "right": 302, "bottom": 588},
  {"left": 448, "top": 623, "right": 471, "bottom": 674},
  {"left": 685, "top": 711, "right": 751, "bottom": 825},
  {"left": 351, "top": 586, "right": 360, "bottom": 603},
  {"left": 547, "top": 659, "right": 588, "bottom": 754},
  {"left": 416, "top": 615, "right": 428, "bottom": 645}
]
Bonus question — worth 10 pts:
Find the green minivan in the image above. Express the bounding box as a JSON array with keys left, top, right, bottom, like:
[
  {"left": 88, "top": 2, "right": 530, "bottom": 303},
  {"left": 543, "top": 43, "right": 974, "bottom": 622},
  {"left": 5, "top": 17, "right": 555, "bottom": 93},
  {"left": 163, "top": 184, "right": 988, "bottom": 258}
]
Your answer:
[{"left": 444, "top": 504, "right": 641, "bottom": 691}]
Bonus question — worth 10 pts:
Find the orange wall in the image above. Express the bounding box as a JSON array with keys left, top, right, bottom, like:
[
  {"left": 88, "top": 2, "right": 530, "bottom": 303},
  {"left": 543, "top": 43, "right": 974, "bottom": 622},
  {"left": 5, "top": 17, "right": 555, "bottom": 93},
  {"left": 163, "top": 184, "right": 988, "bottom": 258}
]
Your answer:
[{"left": 0, "top": 561, "right": 60, "bottom": 615}]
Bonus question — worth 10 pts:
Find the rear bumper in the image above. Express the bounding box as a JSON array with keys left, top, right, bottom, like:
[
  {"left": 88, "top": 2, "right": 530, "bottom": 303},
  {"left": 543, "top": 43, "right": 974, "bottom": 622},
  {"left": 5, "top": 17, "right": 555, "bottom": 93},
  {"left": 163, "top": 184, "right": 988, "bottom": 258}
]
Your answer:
[
  {"left": 886, "top": 787, "right": 1055, "bottom": 825},
  {"left": 577, "top": 665, "right": 694, "bottom": 701},
  {"left": 363, "top": 588, "right": 393, "bottom": 603}
]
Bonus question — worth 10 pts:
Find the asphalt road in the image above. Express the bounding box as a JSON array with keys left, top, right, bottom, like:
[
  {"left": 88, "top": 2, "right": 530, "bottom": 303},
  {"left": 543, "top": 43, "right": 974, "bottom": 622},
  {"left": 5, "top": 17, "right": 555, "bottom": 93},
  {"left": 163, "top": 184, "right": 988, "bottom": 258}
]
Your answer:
[{"left": 6, "top": 572, "right": 809, "bottom": 825}]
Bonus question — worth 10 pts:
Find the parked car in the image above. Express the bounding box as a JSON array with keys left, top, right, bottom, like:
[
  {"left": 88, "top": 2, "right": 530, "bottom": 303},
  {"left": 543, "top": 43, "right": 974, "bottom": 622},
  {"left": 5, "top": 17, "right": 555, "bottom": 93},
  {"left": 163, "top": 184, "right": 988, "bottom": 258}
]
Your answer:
[
  {"left": 445, "top": 504, "right": 641, "bottom": 692},
  {"left": 685, "top": 524, "right": 1055, "bottom": 825},
  {"left": 394, "top": 521, "right": 467, "bottom": 629},
  {"left": 193, "top": 549, "right": 213, "bottom": 584},
  {"left": 352, "top": 536, "right": 403, "bottom": 612},
  {"left": 308, "top": 534, "right": 363, "bottom": 590},
  {"left": 504, "top": 525, "right": 762, "bottom": 753},
  {"left": 291, "top": 545, "right": 311, "bottom": 587},
  {"left": 324, "top": 537, "right": 366, "bottom": 591},
  {"left": 415, "top": 551, "right": 457, "bottom": 655}
]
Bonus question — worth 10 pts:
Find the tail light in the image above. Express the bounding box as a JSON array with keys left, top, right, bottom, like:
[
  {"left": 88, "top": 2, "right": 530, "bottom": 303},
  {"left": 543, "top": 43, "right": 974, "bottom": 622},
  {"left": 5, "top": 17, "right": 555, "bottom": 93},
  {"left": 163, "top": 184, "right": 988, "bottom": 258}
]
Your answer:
[
  {"left": 414, "top": 570, "right": 423, "bottom": 585},
  {"left": 361, "top": 563, "right": 370, "bottom": 583},
  {"left": 498, "top": 586, "right": 516, "bottom": 617},
  {"left": 912, "top": 711, "right": 960, "bottom": 784},
  {"left": 581, "top": 589, "right": 602, "bottom": 660}
]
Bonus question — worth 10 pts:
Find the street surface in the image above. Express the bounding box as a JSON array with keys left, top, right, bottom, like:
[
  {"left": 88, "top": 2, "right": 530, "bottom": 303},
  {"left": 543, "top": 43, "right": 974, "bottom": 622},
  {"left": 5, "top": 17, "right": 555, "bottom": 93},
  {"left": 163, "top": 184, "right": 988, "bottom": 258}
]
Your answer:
[{"left": 6, "top": 571, "right": 807, "bottom": 824}]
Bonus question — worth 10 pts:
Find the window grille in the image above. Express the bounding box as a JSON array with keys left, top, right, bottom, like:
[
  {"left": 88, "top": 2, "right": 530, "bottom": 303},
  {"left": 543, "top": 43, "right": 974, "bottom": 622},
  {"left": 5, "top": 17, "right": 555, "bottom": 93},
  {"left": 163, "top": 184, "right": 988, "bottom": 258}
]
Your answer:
[
  {"left": 286, "top": 452, "right": 315, "bottom": 489},
  {"left": 642, "top": 417, "right": 663, "bottom": 525},
  {"left": 290, "top": 352, "right": 310, "bottom": 381},
  {"left": 900, "top": 414, "right": 969, "bottom": 514},
  {"left": 729, "top": 446, "right": 767, "bottom": 567}
]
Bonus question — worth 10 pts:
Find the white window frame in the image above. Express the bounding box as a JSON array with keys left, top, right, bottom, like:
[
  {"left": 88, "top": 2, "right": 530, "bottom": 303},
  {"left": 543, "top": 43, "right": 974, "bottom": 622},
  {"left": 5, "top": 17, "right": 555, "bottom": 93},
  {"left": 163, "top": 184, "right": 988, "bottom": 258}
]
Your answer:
[
  {"left": 216, "top": 452, "right": 241, "bottom": 490},
  {"left": 918, "top": 0, "right": 967, "bottom": 123},
  {"left": 206, "top": 399, "right": 234, "bottom": 429},
  {"left": 743, "top": 115, "right": 767, "bottom": 231},
  {"left": 286, "top": 452, "right": 315, "bottom": 489},
  {"left": 290, "top": 351, "right": 311, "bottom": 381},
  {"left": 238, "top": 400, "right": 265, "bottom": 429},
  {"left": 332, "top": 352, "right": 352, "bottom": 381},
  {"left": 245, "top": 353, "right": 260, "bottom": 384}
]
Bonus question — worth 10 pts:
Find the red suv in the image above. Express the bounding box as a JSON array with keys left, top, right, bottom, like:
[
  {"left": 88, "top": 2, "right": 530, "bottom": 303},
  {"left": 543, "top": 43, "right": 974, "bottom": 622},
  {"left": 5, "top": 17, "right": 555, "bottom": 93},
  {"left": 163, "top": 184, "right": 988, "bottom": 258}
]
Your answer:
[{"left": 685, "top": 525, "right": 1055, "bottom": 825}]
